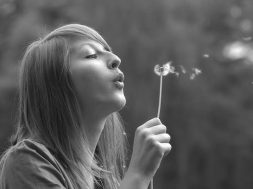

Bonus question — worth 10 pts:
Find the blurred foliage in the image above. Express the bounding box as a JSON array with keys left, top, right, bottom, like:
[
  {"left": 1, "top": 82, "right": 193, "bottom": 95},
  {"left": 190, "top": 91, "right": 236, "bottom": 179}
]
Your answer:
[{"left": 1, "top": 0, "right": 253, "bottom": 188}]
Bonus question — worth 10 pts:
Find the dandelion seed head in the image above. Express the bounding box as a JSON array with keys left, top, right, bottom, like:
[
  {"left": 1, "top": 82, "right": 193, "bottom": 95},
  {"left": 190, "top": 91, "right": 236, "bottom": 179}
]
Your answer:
[
  {"left": 154, "top": 61, "right": 174, "bottom": 76},
  {"left": 163, "top": 62, "right": 171, "bottom": 70}
]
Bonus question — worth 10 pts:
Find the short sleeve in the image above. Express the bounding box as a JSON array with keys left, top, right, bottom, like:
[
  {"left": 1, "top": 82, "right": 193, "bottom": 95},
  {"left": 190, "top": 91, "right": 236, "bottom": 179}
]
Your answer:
[{"left": 0, "top": 141, "right": 67, "bottom": 189}]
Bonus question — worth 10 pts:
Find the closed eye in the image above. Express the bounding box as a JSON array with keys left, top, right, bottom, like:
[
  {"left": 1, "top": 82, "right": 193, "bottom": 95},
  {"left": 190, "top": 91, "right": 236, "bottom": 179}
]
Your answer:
[{"left": 85, "top": 54, "right": 97, "bottom": 59}]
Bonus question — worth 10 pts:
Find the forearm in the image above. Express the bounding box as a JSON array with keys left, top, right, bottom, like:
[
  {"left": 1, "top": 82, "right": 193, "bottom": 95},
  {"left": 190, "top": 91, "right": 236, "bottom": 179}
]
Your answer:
[{"left": 119, "top": 170, "right": 150, "bottom": 189}]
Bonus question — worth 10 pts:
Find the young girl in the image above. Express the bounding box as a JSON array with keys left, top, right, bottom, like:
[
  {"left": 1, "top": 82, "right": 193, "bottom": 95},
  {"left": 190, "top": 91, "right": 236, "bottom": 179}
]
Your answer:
[{"left": 0, "top": 24, "right": 171, "bottom": 189}]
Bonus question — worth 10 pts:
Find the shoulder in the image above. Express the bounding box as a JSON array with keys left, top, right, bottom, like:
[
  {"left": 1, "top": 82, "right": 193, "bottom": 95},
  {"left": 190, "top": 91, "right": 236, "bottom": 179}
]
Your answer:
[
  {"left": 0, "top": 139, "right": 68, "bottom": 189},
  {"left": 2, "top": 139, "right": 54, "bottom": 164}
]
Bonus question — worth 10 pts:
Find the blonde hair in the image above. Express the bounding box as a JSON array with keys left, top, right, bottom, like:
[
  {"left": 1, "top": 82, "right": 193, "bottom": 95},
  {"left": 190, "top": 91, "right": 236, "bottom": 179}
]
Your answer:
[{"left": 11, "top": 24, "right": 127, "bottom": 189}]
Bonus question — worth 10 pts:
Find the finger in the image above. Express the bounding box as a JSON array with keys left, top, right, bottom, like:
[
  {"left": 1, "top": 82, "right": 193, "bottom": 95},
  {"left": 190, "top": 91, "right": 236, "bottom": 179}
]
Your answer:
[
  {"left": 148, "top": 124, "right": 167, "bottom": 134},
  {"left": 153, "top": 133, "right": 171, "bottom": 143},
  {"left": 159, "top": 143, "right": 172, "bottom": 156},
  {"left": 141, "top": 117, "right": 161, "bottom": 128}
]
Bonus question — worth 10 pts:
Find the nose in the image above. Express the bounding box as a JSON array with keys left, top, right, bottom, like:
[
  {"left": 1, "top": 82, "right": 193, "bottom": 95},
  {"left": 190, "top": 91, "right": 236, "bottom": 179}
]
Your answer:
[{"left": 108, "top": 53, "right": 121, "bottom": 69}]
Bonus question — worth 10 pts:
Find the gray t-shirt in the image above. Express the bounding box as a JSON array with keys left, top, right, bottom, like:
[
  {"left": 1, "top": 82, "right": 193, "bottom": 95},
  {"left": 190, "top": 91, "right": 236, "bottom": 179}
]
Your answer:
[{"left": 0, "top": 139, "right": 75, "bottom": 189}]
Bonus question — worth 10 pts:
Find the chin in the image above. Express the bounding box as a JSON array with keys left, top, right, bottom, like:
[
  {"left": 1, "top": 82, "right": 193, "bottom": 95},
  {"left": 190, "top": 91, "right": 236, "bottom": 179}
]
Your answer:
[
  {"left": 98, "top": 92, "right": 126, "bottom": 114},
  {"left": 110, "top": 96, "right": 126, "bottom": 112},
  {"left": 114, "top": 96, "right": 126, "bottom": 111}
]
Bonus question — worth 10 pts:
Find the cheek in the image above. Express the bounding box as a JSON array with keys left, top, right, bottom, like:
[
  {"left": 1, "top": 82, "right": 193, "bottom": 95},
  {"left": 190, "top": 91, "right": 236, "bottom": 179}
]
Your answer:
[{"left": 70, "top": 64, "right": 111, "bottom": 100}]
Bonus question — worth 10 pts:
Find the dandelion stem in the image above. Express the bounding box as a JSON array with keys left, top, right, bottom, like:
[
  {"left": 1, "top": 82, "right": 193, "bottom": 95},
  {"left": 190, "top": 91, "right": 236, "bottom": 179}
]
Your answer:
[
  {"left": 149, "top": 179, "right": 153, "bottom": 189},
  {"left": 157, "top": 73, "right": 163, "bottom": 118},
  {"left": 149, "top": 72, "right": 163, "bottom": 189}
]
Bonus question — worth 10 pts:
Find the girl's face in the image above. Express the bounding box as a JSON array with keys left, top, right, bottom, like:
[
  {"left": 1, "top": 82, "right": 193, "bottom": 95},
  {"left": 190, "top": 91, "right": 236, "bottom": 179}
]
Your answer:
[{"left": 69, "top": 39, "right": 126, "bottom": 116}]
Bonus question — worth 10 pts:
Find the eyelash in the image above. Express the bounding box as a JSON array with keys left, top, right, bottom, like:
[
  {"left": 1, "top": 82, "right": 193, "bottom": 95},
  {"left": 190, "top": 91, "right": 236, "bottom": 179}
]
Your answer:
[
  {"left": 85, "top": 54, "right": 97, "bottom": 59},
  {"left": 84, "top": 47, "right": 110, "bottom": 59}
]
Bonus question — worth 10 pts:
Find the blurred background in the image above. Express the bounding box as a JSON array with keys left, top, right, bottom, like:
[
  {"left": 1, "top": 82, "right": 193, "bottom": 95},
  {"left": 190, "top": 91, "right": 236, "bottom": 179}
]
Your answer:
[{"left": 1, "top": 0, "right": 253, "bottom": 188}]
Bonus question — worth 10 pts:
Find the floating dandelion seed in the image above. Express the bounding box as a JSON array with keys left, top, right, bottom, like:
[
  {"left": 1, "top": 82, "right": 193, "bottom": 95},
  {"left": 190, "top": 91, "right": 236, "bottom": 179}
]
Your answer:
[
  {"left": 190, "top": 68, "right": 202, "bottom": 80},
  {"left": 243, "top": 36, "right": 252, "bottom": 41},
  {"left": 193, "top": 68, "right": 202, "bottom": 75},
  {"left": 203, "top": 54, "right": 210, "bottom": 58},
  {"left": 179, "top": 65, "right": 187, "bottom": 74},
  {"left": 175, "top": 72, "right": 180, "bottom": 77},
  {"left": 190, "top": 74, "right": 196, "bottom": 80}
]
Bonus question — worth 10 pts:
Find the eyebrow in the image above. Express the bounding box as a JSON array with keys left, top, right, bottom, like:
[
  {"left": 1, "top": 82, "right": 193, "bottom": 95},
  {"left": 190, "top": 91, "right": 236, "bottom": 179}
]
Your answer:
[{"left": 79, "top": 41, "right": 111, "bottom": 52}]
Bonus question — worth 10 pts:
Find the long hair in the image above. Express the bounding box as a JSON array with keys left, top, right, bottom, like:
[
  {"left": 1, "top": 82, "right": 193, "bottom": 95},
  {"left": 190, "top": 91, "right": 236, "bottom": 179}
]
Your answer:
[{"left": 10, "top": 24, "right": 127, "bottom": 189}]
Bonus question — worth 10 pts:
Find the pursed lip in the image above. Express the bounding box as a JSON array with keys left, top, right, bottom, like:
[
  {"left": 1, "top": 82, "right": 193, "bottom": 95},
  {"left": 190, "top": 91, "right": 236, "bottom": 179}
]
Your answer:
[
  {"left": 114, "top": 80, "right": 124, "bottom": 88},
  {"left": 113, "top": 73, "right": 124, "bottom": 83},
  {"left": 113, "top": 72, "right": 125, "bottom": 88}
]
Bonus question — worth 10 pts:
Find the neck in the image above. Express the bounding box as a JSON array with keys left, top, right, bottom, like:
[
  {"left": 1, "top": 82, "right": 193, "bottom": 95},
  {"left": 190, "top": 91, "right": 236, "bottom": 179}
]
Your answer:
[{"left": 81, "top": 112, "right": 108, "bottom": 156}]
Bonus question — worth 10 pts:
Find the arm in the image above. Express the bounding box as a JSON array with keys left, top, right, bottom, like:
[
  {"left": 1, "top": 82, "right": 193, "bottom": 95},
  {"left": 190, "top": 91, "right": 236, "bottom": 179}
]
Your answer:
[
  {"left": 120, "top": 169, "right": 150, "bottom": 189},
  {"left": 119, "top": 118, "right": 172, "bottom": 189}
]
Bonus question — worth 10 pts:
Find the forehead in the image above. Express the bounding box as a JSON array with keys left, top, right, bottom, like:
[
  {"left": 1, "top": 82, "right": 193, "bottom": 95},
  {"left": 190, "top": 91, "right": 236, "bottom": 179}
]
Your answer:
[{"left": 72, "top": 39, "right": 110, "bottom": 53}]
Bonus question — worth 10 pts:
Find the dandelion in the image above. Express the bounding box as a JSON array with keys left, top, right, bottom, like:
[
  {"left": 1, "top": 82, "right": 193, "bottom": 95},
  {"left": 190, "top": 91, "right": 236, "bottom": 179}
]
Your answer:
[
  {"left": 151, "top": 63, "right": 202, "bottom": 189},
  {"left": 154, "top": 62, "right": 173, "bottom": 119},
  {"left": 151, "top": 61, "right": 173, "bottom": 189}
]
